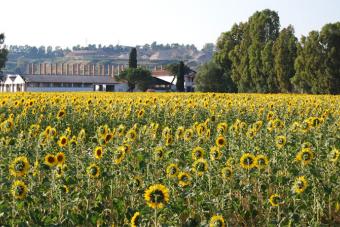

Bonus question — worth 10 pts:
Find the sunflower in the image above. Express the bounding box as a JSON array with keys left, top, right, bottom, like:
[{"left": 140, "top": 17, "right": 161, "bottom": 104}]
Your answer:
[
  {"left": 61, "top": 185, "right": 69, "bottom": 193},
  {"left": 226, "top": 157, "right": 235, "bottom": 167},
  {"left": 175, "top": 126, "right": 185, "bottom": 140},
  {"left": 11, "top": 180, "right": 28, "bottom": 200},
  {"left": 104, "top": 133, "right": 114, "bottom": 144},
  {"left": 137, "top": 108, "right": 145, "bottom": 118},
  {"left": 58, "top": 135, "right": 68, "bottom": 148},
  {"left": 130, "top": 176, "right": 143, "bottom": 188},
  {"left": 131, "top": 211, "right": 142, "bottom": 227},
  {"left": 55, "top": 164, "right": 65, "bottom": 178},
  {"left": 166, "top": 163, "right": 179, "bottom": 178},
  {"left": 121, "top": 143, "right": 131, "bottom": 153},
  {"left": 144, "top": 184, "right": 170, "bottom": 209},
  {"left": 154, "top": 147, "right": 165, "bottom": 161},
  {"left": 217, "top": 122, "right": 228, "bottom": 135},
  {"left": 295, "top": 148, "right": 314, "bottom": 165},
  {"left": 215, "top": 136, "right": 226, "bottom": 148},
  {"left": 94, "top": 146, "right": 103, "bottom": 159},
  {"left": 269, "top": 194, "right": 281, "bottom": 207},
  {"left": 221, "top": 166, "right": 233, "bottom": 180},
  {"left": 87, "top": 163, "right": 100, "bottom": 178},
  {"left": 329, "top": 148, "right": 339, "bottom": 163},
  {"left": 126, "top": 129, "right": 137, "bottom": 142},
  {"left": 165, "top": 135, "right": 173, "bottom": 146},
  {"left": 178, "top": 172, "right": 191, "bottom": 187},
  {"left": 44, "top": 154, "right": 57, "bottom": 167},
  {"left": 292, "top": 176, "right": 308, "bottom": 194},
  {"left": 184, "top": 129, "right": 194, "bottom": 141},
  {"left": 56, "top": 152, "right": 65, "bottom": 164},
  {"left": 209, "top": 215, "right": 225, "bottom": 227},
  {"left": 57, "top": 109, "right": 65, "bottom": 119},
  {"left": 9, "top": 156, "right": 30, "bottom": 177},
  {"left": 240, "top": 153, "right": 256, "bottom": 170},
  {"left": 210, "top": 146, "right": 222, "bottom": 161},
  {"left": 255, "top": 154, "right": 269, "bottom": 170},
  {"left": 275, "top": 135, "right": 286, "bottom": 149},
  {"left": 192, "top": 147, "right": 205, "bottom": 160},
  {"left": 113, "top": 148, "right": 126, "bottom": 164},
  {"left": 192, "top": 159, "right": 208, "bottom": 176}
]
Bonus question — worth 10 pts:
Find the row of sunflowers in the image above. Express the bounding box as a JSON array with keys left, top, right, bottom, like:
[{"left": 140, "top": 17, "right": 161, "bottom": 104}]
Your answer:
[{"left": 0, "top": 92, "right": 339, "bottom": 226}]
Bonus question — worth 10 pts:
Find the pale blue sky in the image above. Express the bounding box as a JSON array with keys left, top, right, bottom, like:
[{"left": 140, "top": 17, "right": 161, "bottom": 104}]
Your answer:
[{"left": 1, "top": 0, "right": 340, "bottom": 49}]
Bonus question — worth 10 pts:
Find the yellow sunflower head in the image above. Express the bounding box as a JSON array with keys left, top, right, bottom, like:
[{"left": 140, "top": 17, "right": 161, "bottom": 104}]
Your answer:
[
  {"left": 210, "top": 146, "right": 222, "bottom": 161},
  {"left": 269, "top": 194, "right": 282, "bottom": 207},
  {"left": 87, "top": 163, "right": 100, "bottom": 178},
  {"left": 11, "top": 180, "right": 28, "bottom": 200},
  {"left": 221, "top": 166, "right": 233, "bottom": 180},
  {"left": 154, "top": 147, "right": 165, "bottom": 161},
  {"left": 113, "top": 147, "right": 126, "bottom": 164},
  {"left": 58, "top": 136, "right": 68, "bottom": 148},
  {"left": 329, "top": 148, "right": 339, "bottom": 163},
  {"left": 144, "top": 184, "right": 170, "bottom": 209},
  {"left": 44, "top": 154, "right": 57, "bottom": 167},
  {"left": 292, "top": 176, "right": 308, "bottom": 194},
  {"left": 175, "top": 126, "right": 185, "bottom": 140},
  {"left": 178, "top": 172, "right": 191, "bottom": 187},
  {"left": 94, "top": 146, "right": 103, "bottom": 159},
  {"left": 126, "top": 129, "right": 137, "bottom": 142},
  {"left": 295, "top": 148, "right": 314, "bottom": 165},
  {"left": 131, "top": 211, "right": 142, "bottom": 227},
  {"left": 192, "top": 147, "right": 205, "bottom": 160},
  {"left": 57, "top": 109, "right": 65, "bottom": 119},
  {"left": 209, "top": 215, "right": 225, "bottom": 227},
  {"left": 192, "top": 159, "right": 209, "bottom": 176},
  {"left": 166, "top": 163, "right": 179, "bottom": 178},
  {"left": 56, "top": 152, "right": 65, "bottom": 164},
  {"left": 184, "top": 129, "right": 193, "bottom": 141},
  {"left": 215, "top": 136, "right": 227, "bottom": 148},
  {"left": 275, "top": 135, "right": 287, "bottom": 149},
  {"left": 9, "top": 156, "right": 30, "bottom": 177},
  {"left": 240, "top": 153, "right": 256, "bottom": 170},
  {"left": 255, "top": 154, "right": 269, "bottom": 170}
]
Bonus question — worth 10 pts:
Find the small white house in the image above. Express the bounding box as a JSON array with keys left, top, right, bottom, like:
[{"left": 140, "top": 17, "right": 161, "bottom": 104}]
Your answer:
[{"left": 0, "top": 74, "right": 25, "bottom": 92}]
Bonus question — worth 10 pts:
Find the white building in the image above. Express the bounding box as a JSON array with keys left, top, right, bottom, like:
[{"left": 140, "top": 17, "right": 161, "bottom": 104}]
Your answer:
[
  {"left": 0, "top": 74, "right": 128, "bottom": 92},
  {"left": 151, "top": 69, "right": 196, "bottom": 92},
  {"left": 0, "top": 74, "right": 26, "bottom": 92}
]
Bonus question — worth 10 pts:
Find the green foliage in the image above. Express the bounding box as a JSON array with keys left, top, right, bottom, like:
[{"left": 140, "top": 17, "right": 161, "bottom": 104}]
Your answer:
[
  {"left": 116, "top": 67, "right": 153, "bottom": 91},
  {"left": 0, "top": 33, "right": 9, "bottom": 71},
  {"left": 292, "top": 22, "right": 340, "bottom": 94},
  {"left": 176, "top": 61, "right": 185, "bottom": 92},
  {"left": 273, "top": 26, "right": 297, "bottom": 93},
  {"left": 195, "top": 61, "right": 235, "bottom": 92},
  {"left": 129, "top": 48, "right": 137, "bottom": 69},
  {"left": 166, "top": 62, "right": 191, "bottom": 91}
]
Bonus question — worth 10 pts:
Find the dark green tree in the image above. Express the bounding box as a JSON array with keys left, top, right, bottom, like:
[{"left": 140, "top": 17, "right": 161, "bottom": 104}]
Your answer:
[
  {"left": 292, "top": 22, "right": 340, "bottom": 94},
  {"left": 165, "top": 62, "right": 191, "bottom": 91},
  {"left": 116, "top": 47, "right": 153, "bottom": 91},
  {"left": 248, "top": 9, "right": 280, "bottom": 92},
  {"left": 117, "top": 67, "right": 153, "bottom": 92},
  {"left": 0, "top": 33, "right": 9, "bottom": 72},
  {"left": 273, "top": 25, "right": 297, "bottom": 92},
  {"left": 195, "top": 60, "right": 235, "bottom": 92},
  {"left": 129, "top": 48, "right": 137, "bottom": 69},
  {"left": 176, "top": 61, "right": 185, "bottom": 92}
]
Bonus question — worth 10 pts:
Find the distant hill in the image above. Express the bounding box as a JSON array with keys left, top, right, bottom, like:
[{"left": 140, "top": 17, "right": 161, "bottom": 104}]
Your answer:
[{"left": 4, "top": 43, "right": 214, "bottom": 73}]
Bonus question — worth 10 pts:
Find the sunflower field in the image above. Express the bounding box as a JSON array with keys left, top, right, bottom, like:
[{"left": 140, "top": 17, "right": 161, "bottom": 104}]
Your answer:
[{"left": 0, "top": 92, "right": 339, "bottom": 226}]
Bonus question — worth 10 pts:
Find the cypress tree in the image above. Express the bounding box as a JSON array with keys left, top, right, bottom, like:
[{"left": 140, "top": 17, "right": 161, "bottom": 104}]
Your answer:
[
  {"left": 176, "top": 61, "right": 185, "bottom": 92},
  {"left": 129, "top": 48, "right": 137, "bottom": 69}
]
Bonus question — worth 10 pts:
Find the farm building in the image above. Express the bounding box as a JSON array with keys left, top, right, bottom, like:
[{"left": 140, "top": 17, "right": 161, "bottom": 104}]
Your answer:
[{"left": 0, "top": 74, "right": 128, "bottom": 92}]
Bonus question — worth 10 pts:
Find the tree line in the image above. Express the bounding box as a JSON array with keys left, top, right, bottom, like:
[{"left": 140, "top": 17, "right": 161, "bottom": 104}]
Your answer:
[{"left": 195, "top": 9, "right": 340, "bottom": 94}]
